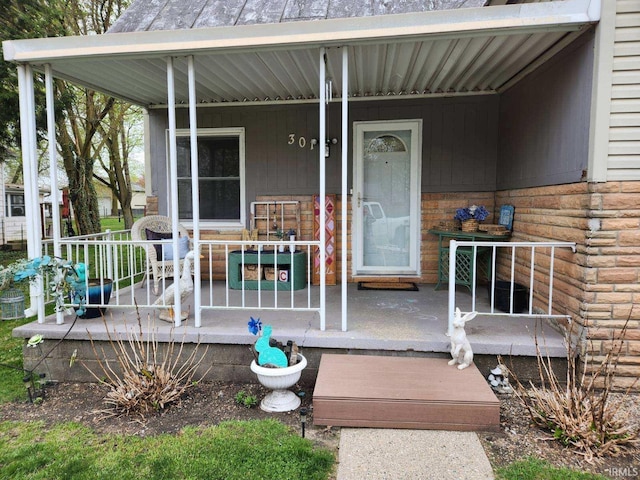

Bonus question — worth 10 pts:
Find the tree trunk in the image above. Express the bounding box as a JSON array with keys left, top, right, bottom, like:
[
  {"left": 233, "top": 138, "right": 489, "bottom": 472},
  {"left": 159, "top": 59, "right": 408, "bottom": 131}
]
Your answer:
[
  {"left": 56, "top": 81, "right": 114, "bottom": 235},
  {"left": 68, "top": 158, "right": 101, "bottom": 234}
]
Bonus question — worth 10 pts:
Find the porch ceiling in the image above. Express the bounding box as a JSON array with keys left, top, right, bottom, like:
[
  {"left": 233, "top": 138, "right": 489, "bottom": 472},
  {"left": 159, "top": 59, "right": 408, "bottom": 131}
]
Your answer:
[{"left": 3, "top": 0, "right": 599, "bottom": 107}]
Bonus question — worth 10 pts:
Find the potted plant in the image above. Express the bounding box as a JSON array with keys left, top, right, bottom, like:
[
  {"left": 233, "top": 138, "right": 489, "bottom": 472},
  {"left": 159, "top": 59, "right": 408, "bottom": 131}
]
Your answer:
[
  {"left": 274, "top": 229, "right": 286, "bottom": 252},
  {"left": 286, "top": 228, "right": 296, "bottom": 253},
  {"left": 247, "top": 317, "right": 306, "bottom": 412},
  {"left": 9, "top": 256, "right": 112, "bottom": 318},
  {"left": 454, "top": 205, "right": 489, "bottom": 232},
  {"left": 0, "top": 260, "right": 29, "bottom": 320}
]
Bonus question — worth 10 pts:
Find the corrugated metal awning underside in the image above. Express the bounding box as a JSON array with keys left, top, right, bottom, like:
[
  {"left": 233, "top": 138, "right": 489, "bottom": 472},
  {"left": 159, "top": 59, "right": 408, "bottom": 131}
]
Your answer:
[{"left": 4, "top": 1, "right": 598, "bottom": 107}]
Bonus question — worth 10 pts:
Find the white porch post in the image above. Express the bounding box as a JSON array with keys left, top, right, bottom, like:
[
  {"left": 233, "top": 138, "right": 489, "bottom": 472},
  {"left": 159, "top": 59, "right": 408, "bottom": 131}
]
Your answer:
[
  {"left": 45, "top": 64, "right": 64, "bottom": 324},
  {"left": 166, "top": 57, "right": 182, "bottom": 327},
  {"left": 187, "top": 56, "right": 202, "bottom": 328},
  {"left": 17, "top": 64, "right": 45, "bottom": 322},
  {"left": 447, "top": 240, "right": 457, "bottom": 336},
  {"left": 319, "top": 48, "right": 327, "bottom": 331},
  {"left": 341, "top": 47, "right": 348, "bottom": 332}
]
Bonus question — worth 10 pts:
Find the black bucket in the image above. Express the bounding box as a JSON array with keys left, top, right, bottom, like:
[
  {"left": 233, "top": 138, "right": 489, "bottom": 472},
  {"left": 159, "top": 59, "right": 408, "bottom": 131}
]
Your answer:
[{"left": 489, "top": 280, "right": 528, "bottom": 313}]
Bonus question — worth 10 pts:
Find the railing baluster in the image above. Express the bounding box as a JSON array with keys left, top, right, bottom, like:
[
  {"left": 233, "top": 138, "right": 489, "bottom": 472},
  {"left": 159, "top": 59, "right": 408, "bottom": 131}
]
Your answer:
[{"left": 448, "top": 240, "right": 576, "bottom": 324}]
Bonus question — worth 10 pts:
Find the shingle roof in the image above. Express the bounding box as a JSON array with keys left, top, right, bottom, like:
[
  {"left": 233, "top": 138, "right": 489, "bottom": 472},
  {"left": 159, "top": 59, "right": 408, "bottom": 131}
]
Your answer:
[{"left": 108, "top": 0, "right": 487, "bottom": 33}]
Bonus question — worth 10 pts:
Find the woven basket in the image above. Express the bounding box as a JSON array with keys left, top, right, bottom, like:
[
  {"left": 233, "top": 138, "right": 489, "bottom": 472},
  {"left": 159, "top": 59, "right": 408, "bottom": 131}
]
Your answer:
[
  {"left": 264, "top": 267, "right": 276, "bottom": 281},
  {"left": 242, "top": 264, "right": 263, "bottom": 281},
  {"left": 461, "top": 219, "right": 479, "bottom": 232},
  {"left": 436, "top": 220, "right": 459, "bottom": 232}
]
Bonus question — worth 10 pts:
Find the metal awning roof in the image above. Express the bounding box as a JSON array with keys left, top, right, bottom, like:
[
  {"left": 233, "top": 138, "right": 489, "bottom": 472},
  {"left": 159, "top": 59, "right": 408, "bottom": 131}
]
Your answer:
[{"left": 2, "top": 0, "right": 600, "bottom": 107}]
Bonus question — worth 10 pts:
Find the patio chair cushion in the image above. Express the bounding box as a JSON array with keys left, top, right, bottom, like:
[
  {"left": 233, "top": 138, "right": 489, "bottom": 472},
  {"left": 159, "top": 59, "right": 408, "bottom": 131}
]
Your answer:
[{"left": 145, "top": 229, "right": 190, "bottom": 260}]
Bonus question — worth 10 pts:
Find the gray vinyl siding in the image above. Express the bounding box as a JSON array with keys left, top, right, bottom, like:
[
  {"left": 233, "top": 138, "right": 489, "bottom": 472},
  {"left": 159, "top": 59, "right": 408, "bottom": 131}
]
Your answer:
[
  {"left": 496, "top": 29, "right": 595, "bottom": 190},
  {"left": 148, "top": 96, "right": 499, "bottom": 215},
  {"left": 608, "top": 0, "right": 640, "bottom": 180}
]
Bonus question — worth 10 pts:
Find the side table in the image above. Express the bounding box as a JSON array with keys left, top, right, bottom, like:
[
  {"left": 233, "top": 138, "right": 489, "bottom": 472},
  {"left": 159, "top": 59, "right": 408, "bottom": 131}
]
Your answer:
[{"left": 428, "top": 229, "right": 509, "bottom": 291}]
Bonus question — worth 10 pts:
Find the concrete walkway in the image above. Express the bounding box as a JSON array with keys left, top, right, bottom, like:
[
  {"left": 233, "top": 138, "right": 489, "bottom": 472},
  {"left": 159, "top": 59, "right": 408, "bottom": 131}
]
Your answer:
[{"left": 336, "top": 429, "right": 494, "bottom": 480}]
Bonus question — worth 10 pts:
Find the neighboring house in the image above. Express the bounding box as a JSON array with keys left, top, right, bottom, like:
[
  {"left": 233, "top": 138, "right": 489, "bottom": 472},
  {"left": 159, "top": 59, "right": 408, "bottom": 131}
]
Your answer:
[
  {"left": 96, "top": 183, "right": 146, "bottom": 217},
  {"left": 0, "top": 183, "right": 49, "bottom": 246},
  {"left": 4, "top": 0, "right": 640, "bottom": 387}
]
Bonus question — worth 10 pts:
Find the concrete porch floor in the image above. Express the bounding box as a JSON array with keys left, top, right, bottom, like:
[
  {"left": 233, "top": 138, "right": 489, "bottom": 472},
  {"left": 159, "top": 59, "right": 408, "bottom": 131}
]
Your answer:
[{"left": 13, "top": 282, "right": 567, "bottom": 358}]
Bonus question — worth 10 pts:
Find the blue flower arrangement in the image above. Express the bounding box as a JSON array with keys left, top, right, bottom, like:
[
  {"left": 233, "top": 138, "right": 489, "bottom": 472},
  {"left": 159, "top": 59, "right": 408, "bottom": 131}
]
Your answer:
[{"left": 454, "top": 205, "right": 489, "bottom": 222}]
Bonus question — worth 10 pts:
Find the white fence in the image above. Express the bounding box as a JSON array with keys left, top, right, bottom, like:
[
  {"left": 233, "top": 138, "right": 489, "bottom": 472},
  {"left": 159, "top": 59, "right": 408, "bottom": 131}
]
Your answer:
[
  {"left": 447, "top": 240, "right": 577, "bottom": 336},
  {"left": 40, "top": 232, "right": 320, "bottom": 326}
]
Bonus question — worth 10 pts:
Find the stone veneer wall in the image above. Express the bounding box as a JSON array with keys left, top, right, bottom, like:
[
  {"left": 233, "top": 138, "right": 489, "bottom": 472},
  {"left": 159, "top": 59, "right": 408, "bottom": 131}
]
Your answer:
[{"left": 496, "top": 181, "right": 640, "bottom": 390}]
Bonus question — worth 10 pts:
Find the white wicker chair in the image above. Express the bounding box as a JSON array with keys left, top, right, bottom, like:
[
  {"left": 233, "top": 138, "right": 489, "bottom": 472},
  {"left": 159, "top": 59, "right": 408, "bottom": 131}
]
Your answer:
[{"left": 131, "top": 215, "right": 192, "bottom": 295}]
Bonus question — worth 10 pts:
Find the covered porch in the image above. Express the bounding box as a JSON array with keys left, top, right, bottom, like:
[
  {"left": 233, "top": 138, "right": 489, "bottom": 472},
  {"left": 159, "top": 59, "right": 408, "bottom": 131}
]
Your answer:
[{"left": 3, "top": 0, "right": 598, "bottom": 335}]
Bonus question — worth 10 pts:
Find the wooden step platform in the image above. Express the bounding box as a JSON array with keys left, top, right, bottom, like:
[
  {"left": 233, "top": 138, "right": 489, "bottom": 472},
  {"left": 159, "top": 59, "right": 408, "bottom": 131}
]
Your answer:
[{"left": 313, "top": 354, "right": 500, "bottom": 431}]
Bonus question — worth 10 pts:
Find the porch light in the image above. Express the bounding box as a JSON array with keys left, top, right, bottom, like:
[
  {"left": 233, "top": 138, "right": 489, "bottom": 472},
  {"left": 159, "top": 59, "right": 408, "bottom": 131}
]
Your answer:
[
  {"left": 310, "top": 138, "right": 338, "bottom": 157},
  {"left": 300, "top": 407, "right": 307, "bottom": 438}
]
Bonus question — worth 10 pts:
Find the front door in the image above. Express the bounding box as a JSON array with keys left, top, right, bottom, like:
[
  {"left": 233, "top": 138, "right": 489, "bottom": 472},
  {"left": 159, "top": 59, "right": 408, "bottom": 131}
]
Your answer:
[{"left": 353, "top": 120, "right": 421, "bottom": 276}]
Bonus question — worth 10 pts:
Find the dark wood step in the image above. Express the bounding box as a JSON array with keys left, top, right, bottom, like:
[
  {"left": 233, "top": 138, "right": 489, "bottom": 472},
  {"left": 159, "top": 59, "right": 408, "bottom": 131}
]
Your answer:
[{"left": 313, "top": 354, "right": 500, "bottom": 431}]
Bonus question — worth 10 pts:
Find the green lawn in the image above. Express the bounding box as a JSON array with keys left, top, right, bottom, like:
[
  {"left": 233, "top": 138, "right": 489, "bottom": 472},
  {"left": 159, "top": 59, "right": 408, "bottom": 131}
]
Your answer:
[
  {"left": 0, "top": 420, "right": 334, "bottom": 480},
  {"left": 100, "top": 216, "right": 138, "bottom": 233},
  {"left": 496, "top": 457, "right": 610, "bottom": 480}
]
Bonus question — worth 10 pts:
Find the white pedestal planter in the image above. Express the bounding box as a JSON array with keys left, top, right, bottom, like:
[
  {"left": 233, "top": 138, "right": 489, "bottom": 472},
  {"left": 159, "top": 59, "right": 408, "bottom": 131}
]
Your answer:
[{"left": 250, "top": 354, "right": 307, "bottom": 412}]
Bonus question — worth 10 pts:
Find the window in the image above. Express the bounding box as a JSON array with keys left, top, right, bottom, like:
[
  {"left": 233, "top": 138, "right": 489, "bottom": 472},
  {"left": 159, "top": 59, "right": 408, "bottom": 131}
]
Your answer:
[
  {"left": 170, "top": 128, "right": 245, "bottom": 226},
  {"left": 6, "top": 194, "right": 25, "bottom": 217}
]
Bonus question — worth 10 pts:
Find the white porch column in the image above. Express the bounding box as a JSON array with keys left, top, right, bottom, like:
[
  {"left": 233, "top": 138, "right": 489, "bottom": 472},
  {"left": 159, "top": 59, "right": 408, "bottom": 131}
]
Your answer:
[
  {"left": 166, "top": 57, "right": 182, "bottom": 327},
  {"left": 341, "top": 47, "right": 349, "bottom": 332},
  {"left": 319, "top": 48, "right": 327, "bottom": 331},
  {"left": 45, "top": 64, "right": 64, "bottom": 324},
  {"left": 17, "top": 64, "right": 45, "bottom": 322},
  {"left": 187, "top": 56, "right": 202, "bottom": 328}
]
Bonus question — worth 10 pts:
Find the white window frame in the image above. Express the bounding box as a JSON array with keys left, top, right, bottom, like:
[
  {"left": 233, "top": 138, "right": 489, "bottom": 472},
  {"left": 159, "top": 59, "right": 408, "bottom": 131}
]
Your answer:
[
  {"left": 167, "top": 127, "right": 246, "bottom": 229},
  {"left": 6, "top": 193, "right": 25, "bottom": 217}
]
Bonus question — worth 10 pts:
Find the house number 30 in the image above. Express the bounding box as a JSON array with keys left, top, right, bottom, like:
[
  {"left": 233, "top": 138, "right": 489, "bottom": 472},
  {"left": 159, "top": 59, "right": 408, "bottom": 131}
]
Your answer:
[{"left": 288, "top": 134, "right": 316, "bottom": 150}]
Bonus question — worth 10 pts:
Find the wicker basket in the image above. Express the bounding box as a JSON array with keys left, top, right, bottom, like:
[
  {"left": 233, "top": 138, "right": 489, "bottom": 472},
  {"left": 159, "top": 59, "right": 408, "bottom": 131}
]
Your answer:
[
  {"left": 264, "top": 267, "right": 276, "bottom": 281},
  {"left": 461, "top": 219, "right": 479, "bottom": 232},
  {"left": 436, "top": 220, "right": 459, "bottom": 232},
  {"left": 478, "top": 224, "right": 510, "bottom": 235},
  {"left": 243, "top": 264, "right": 263, "bottom": 280}
]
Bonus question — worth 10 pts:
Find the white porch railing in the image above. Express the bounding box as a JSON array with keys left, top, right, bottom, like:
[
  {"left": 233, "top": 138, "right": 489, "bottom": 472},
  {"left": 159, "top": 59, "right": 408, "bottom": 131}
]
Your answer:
[
  {"left": 39, "top": 233, "right": 320, "bottom": 325},
  {"left": 447, "top": 240, "right": 577, "bottom": 336}
]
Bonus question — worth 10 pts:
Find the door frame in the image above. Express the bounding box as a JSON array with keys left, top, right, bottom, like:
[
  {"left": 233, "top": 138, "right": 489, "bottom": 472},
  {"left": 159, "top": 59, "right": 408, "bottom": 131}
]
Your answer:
[{"left": 352, "top": 119, "right": 422, "bottom": 276}]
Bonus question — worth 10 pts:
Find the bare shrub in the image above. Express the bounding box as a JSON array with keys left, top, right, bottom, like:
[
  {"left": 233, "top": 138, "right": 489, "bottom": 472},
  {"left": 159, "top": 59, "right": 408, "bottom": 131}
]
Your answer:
[
  {"left": 507, "top": 312, "right": 639, "bottom": 463},
  {"left": 83, "top": 309, "right": 210, "bottom": 418}
]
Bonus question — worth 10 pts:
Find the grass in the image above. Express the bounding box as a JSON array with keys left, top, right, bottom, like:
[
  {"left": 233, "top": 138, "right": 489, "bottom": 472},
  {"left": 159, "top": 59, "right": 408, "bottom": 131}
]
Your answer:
[
  {"left": 100, "top": 216, "right": 139, "bottom": 233},
  {"left": 496, "top": 457, "right": 610, "bottom": 479},
  {"left": 0, "top": 316, "right": 33, "bottom": 403},
  {"left": 0, "top": 250, "right": 36, "bottom": 402},
  {"left": 0, "top": 419, "right": 335, "bottom": 480}
]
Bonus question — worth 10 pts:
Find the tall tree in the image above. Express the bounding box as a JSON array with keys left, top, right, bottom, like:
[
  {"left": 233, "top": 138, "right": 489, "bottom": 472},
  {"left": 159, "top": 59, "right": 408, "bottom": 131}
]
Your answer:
[
  {"left": 94, "top": 102, "right": 142, "bottom": 229},
  {"left": 1, "top": 0, "right": 133, "bottom": 235},
  {"left": 0, "top": 0, "right": 65, "bottom": 165},
  {"left": 53, "top": 0, "right": 130, "bottom": 234}
]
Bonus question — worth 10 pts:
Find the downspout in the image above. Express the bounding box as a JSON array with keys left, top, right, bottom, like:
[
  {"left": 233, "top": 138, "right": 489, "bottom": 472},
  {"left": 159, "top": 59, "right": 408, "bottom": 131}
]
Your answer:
[
  {"left": 341, "top": 47, "right": 348, "bottom": 332},
  {"left": 45, "top": 64, "right": 64, "bottom": 324},
  {"left": 319, "top": 48, "right": 326, "bottom": 331},
  {"left": 17, "top": 64, "right": 44, "bottom": 321},
  {"left": 187, "top": 55, "right": 202, "bottom": 328},
  {"left": 166, "top": 57, "right": 182, "bottom": 326}
]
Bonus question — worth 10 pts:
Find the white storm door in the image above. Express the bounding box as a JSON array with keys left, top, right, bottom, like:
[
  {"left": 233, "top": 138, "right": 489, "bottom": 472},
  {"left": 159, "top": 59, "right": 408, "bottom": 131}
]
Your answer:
[{"left": 353, "top": 120, "right": 422, "bottom": 276}]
